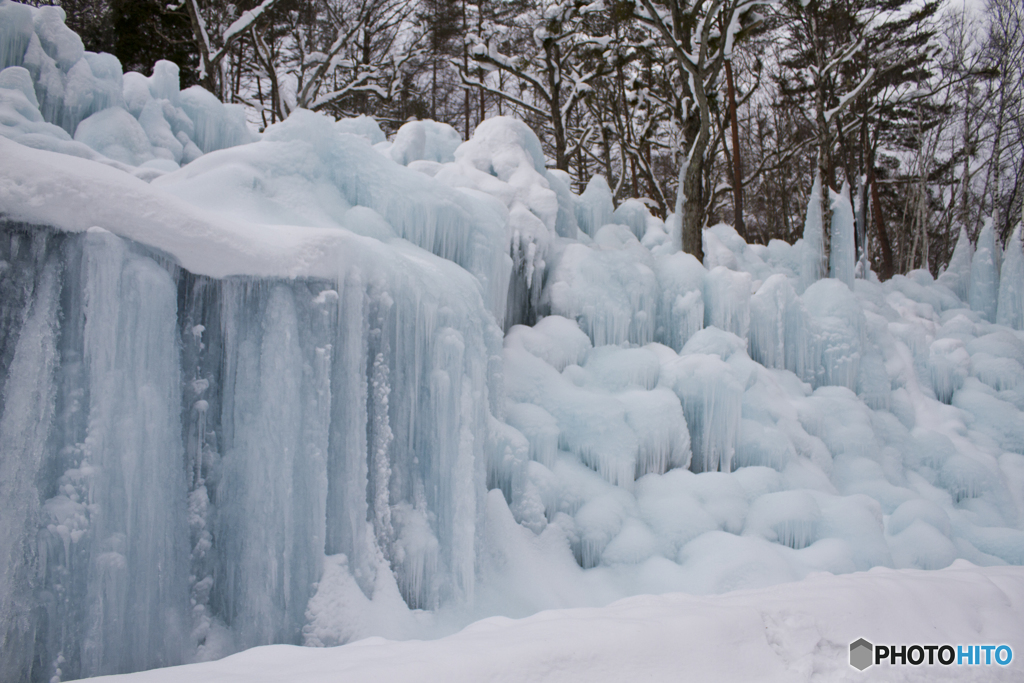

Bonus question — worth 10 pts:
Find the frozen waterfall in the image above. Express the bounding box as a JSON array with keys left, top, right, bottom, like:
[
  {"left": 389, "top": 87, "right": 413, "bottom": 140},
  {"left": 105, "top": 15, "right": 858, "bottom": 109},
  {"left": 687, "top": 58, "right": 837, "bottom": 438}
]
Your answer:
[{"left": 2, "top": 6, "right": 1024, "bottom": 681}]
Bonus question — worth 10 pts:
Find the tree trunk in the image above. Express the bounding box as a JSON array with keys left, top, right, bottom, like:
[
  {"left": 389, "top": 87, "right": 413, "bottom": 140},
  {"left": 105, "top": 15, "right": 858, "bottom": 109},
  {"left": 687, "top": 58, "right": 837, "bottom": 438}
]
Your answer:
[
  {"left": 725, "top": 59, "right": 745, "bottom": 238},
  {"left": 184, "top": 0, "right": 217, "bottom": 97},
  {"left": 811, "top": 14, "right": 831, "bottom": 260},
  {"left": 868, "top": 155, "right": 894, "bottom": 280},
  {"left": 546, "top": 42, "right": 567, "bottom": 170},
  {"left": 462, "top": 0, "right": 470, "bottom": 139},
  {"left": 678, "top": 95, "right": 709, "bottom": 260},
  {"left": 679, "top": 152, "right": 705, "bottom": 260},
  {"left": 815, "top": 105, "right": 832, "bottom": 262}
]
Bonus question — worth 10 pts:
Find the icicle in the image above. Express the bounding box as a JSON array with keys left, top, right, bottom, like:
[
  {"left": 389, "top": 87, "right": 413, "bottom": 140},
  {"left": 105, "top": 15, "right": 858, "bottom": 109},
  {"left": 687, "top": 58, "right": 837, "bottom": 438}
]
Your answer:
[
  {"left": 928, "top": 338, "right": 970, "bottom": 404},
  {"left": 0, "top": 2, "right": 34, "bottom": 72}
]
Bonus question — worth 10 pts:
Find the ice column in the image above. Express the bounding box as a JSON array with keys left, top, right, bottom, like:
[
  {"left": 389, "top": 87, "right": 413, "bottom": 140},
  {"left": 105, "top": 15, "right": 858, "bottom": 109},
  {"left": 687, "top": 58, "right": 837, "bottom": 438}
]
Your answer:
[
  {"left": 800, "top": 172, "right": 825, "bottom": 292},
  {"left": 996, "top": 225, "right": 1023, "bottom": 330},
  {"left": 938, "top": 226, "right": 973, "bottom": 302},
  {"left": 829, "top": 183, "right": 856, "bottom": 288},
  {"left": 928, "top": 338, "right": 970, "bottom": 404},
  {"left": 654, "top": 252, "right": 706, "bottom": 352},
  {"left": 325, "top": 273, "right": 372, "bottom": 592},
  {"left": 969, "top": 219, "right": 999, "bottom": 322},
  {"left": 575, "top": 174, "right": 614, "bottom": 237}
]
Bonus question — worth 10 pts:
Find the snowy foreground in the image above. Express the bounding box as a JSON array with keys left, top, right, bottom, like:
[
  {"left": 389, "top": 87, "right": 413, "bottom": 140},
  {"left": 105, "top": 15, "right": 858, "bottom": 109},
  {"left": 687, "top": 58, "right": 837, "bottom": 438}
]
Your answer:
[
  {"left": 2, "top": 3, "right": 1024, "bottom": 681},
  {"left": 91, "top": 562, "right": 1024, "bottom": 683}
]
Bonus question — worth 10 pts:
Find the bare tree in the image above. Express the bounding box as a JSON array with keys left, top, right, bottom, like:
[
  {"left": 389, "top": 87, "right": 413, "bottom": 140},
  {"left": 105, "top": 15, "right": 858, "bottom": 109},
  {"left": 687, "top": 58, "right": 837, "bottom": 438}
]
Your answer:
[
  {"left": 183, "top": 0, "right": 281, "bottom": 99},
  {"left": 633, "top": 0, "right": 764, "bottom": 260},
  {"left": 462, "top": 0, "right": 612, "bottom": 174}
]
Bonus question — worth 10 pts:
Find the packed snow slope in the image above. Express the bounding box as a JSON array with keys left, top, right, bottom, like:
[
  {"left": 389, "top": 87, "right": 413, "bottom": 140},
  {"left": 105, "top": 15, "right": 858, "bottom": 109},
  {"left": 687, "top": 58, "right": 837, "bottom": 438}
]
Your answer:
[
  {"left": 2, "top": 3, "right": 1024, "bottom": 681},
  {"left": 85, "top": 562, "right": 1024, "bottom": 683}
]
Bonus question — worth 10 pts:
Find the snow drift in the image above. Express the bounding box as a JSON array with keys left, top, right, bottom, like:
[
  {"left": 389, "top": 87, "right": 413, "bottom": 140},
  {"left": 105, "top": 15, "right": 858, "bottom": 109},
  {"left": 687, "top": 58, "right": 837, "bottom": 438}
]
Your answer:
[{"left": 79, "top": 562, "right": 1024, "bottom": 683}]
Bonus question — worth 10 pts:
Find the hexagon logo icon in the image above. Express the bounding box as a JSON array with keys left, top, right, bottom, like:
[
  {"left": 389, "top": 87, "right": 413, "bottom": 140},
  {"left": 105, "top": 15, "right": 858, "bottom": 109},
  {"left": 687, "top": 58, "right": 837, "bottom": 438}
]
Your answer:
[{"left": 850, "top": 638, "right": 874, "bottom": 670}]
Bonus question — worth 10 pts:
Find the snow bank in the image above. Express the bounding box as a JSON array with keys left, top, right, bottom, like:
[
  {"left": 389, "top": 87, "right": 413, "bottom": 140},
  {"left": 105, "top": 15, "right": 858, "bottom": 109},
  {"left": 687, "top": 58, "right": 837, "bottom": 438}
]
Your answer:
[{"left": 86, "top": 562, "right": 1024, "bottom": 683}]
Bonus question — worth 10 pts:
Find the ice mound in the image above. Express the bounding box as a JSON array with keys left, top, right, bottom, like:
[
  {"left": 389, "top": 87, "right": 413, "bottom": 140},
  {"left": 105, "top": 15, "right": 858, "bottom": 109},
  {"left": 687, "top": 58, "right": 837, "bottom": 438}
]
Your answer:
[
  {"left": 333, "top": 114, "right": 386, "bottom": 144},
  {"left": 544, "top": 224, "right": 658, "bottom": 346},
  {"left": 612, "top": 197, "right": 657, "bottom": 240},
  {"left": 575, "top": 173, "right": 614, "bottom": 237},
  {"left": 388, "top": 119, "right": 462, "bottom": 166},
  {"left": 0, "top": 2, "right": 251, "bottom": 177},
  {"left": 433, "top": 116, "right": 573, "bottom": 328}
]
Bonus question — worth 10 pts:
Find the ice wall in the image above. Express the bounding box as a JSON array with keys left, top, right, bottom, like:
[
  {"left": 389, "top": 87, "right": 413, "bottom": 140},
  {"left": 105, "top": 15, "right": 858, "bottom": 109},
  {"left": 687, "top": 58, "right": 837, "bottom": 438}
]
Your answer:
[
  {"left": 0, "top": 228, "right": 191, "bottom": 680},
  {"left": 0, "top": 217, "right": 503, "bottom": 680}
]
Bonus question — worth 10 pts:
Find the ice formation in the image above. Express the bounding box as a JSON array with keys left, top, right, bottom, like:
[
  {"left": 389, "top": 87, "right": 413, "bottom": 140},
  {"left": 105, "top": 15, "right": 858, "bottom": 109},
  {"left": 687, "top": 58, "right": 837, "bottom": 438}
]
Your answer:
[
  {"left": 829, "top": 182, "right": 856, "bottom": 288},
  {"left": 386, "top": 119, "right": 462, "bottom": 166},
  {"left": 574, "top": 174, "right": 614, "bottom": 237},
  {"left": 799, "top": 172, "right": 825, "bottom": 292},
  {"left": 1, "top": 6, "right": 1024, "bottom": 681},
  {"left": 997, "top": 225, "right": 1023, "bottom": 330},
  {"left": 970, "top": 219, "right": 1000, "bottom": 322},
  {"left": 937, "top": 226, "right": 973, "bottom": 301}
]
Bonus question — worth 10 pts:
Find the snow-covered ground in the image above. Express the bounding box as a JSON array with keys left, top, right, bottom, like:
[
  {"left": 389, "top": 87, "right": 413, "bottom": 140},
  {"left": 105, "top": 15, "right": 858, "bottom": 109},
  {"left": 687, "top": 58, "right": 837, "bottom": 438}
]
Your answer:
[
  {"left": 89, "top": 561, "right": 1024, "bottom": 683},
  {"left": 2, "top": 3, "right": 1024, "bottom": 682}
]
